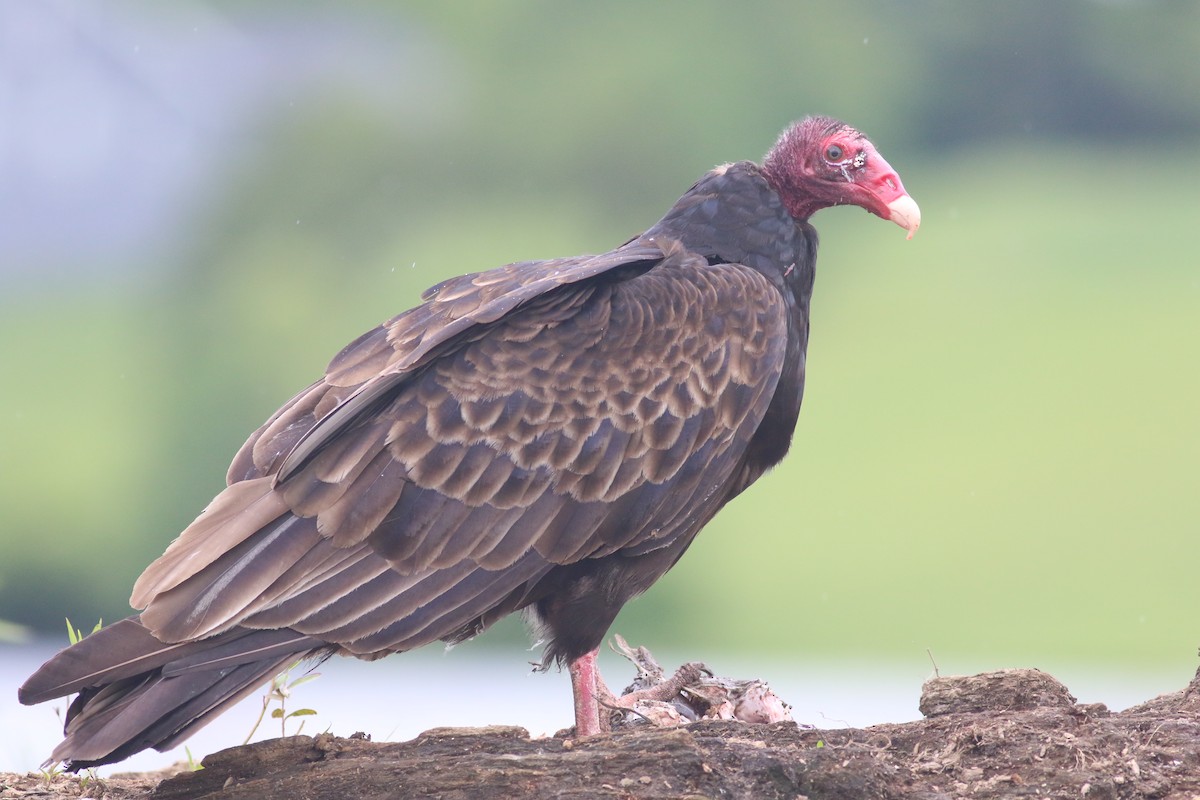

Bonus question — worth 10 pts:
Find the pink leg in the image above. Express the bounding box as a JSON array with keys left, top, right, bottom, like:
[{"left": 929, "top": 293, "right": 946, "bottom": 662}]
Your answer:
[
  {"left": 568, "top": 648, "right": 705, "bottom": 736},
  {"left": 568, "top": 648, "right": 604, "bottom": 737}
]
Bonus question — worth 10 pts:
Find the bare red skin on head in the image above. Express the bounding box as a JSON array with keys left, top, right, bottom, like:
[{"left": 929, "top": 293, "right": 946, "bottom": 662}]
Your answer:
[{"left": 761, "top": 116, "right": 917, "bottom": 234}]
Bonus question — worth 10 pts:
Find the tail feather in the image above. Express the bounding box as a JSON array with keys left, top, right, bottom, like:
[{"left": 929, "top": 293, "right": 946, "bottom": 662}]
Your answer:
[
  {"left": 162, "top": 626, "right": 325, "bottom": 676},
  {"left": 20, "top": 618, "right": 208, "bottom": 704},
  {"left": 51, "top": 655, "right": 300, "bottom": 769},
  {"left": 18, "top": 615, "right": 327, "bottom": 770}
]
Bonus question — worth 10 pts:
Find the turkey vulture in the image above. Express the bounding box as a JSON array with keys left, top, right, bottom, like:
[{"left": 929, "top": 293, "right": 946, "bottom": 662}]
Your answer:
[{"left": 20, "top": 116, "right": 919, "bottom": 769}]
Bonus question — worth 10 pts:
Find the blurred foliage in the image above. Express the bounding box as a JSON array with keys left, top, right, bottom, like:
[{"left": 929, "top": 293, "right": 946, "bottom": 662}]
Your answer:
[
  {"left": 1, "top": 0, "right": 1197, "bottom": 674},
  {"left": 0, "top": 581, "right": 28, "bottom": 644}
]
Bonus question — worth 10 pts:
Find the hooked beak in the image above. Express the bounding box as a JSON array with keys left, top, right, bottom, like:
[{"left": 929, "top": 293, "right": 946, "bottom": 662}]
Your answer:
[
  {"left": 886, "top": 194, "right": 921, "bottom": 240},
  {"left": 859, "top": 145, "right": 921, "bottom": 239}
]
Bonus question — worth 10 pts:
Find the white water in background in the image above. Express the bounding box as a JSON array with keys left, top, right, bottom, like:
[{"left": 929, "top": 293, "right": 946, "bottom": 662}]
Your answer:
[{"left": 3, "top": 640, "right": 1189, "bottom": 775}]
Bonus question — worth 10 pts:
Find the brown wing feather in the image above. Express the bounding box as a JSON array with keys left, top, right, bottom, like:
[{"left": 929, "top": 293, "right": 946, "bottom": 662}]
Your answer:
[
  {"left": 132, "top": 238, "right": 788, "bottom": 652},
  {"left": 273, "top": 242, "right": 674, "bottom": 483},
  {"left": 287, "top": 248, "right": 786, "bottom": 568}
]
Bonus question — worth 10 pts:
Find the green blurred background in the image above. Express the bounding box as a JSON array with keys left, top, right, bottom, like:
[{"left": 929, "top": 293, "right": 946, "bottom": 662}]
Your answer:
[{"left": 2, "top": 0, "right": 1198, "bottom": 683}]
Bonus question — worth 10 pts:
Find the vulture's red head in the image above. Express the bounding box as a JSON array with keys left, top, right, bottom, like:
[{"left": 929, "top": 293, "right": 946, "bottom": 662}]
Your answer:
[{"left": 762, "top": 116, "right": 920, "bottom": 239}]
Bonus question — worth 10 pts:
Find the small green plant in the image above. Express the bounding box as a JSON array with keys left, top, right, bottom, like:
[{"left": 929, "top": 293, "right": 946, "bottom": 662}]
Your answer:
[
  {"left": 65, "top": 617, "right": 103, "bottom": 645},
  {"left": 76, "top": 769, "right": 101, "bottom": 792},
  {"left": 39, "top": 763, "right": 63, "bottom": 785},
  {"left": 184, "top": 746, "right": 204, "bottom": 772},
  {"left": 243, "top": 662, "right": 321, "bottom": 744}
]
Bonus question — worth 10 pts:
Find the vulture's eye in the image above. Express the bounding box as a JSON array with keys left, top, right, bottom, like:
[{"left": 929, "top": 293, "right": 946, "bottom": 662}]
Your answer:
[{"left": 824, "top": 144, "right": 844, "bottom": 162}]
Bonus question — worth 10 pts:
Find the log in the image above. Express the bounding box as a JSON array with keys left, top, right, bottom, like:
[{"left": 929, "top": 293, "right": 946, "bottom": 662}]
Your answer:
[{"left": 7, "top": 665, "right": 1200, "bottom": 799}]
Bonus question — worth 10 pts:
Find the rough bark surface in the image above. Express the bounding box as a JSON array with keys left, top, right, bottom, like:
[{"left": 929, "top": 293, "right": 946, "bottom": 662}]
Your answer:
[{"left": 6, "top": 666, "right": 1200, "bottom": 800}]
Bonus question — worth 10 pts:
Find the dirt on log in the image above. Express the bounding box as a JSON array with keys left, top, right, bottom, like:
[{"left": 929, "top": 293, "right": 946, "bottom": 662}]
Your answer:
[{"left": 5, "top": 665, "right": 1200, "bottom": 800}]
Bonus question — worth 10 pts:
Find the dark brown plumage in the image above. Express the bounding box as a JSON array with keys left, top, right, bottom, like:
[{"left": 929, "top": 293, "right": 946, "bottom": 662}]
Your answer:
[{"left": 19, "top": 116, "right": 919, "bottom": 769}]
